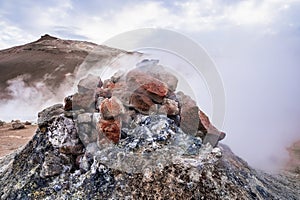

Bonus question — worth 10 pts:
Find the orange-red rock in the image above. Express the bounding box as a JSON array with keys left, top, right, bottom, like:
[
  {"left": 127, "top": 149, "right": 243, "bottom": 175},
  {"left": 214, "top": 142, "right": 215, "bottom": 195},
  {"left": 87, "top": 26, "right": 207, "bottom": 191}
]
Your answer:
[
  {"left": 97, "top": 118, "right": 121, "bottom": 144},
  {"left": 99, "top": 97, "right": 125, "bottom": 119},
  {"left": 126, "top": 69, "right": 168, "bottom": 102},
  {"left": 198, "top": 110, "right": 226, "bottom": 144}
]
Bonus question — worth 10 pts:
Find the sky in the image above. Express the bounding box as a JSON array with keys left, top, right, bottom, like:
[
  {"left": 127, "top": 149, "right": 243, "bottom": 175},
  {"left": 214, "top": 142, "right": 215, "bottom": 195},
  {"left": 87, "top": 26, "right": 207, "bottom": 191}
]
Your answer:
[{"left": 0, "top": 0, "right": 300, "bottom": 171}]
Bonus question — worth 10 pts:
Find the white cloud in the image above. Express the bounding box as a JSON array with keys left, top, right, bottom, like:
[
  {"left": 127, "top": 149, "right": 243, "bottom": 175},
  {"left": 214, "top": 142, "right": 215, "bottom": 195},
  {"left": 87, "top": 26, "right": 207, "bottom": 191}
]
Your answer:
[
  {"left": 0, "top": 0, "right": 299, "bottom": 49},
  {"left": 0, "top": 20, "right": 35, "bottom": 49}
]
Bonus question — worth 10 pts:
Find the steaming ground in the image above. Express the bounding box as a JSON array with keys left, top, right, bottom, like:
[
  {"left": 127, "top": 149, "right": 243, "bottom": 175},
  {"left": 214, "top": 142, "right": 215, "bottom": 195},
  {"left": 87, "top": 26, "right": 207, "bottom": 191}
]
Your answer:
[{"left": 0, "top": 74, "right": 73, "bottom": 122}]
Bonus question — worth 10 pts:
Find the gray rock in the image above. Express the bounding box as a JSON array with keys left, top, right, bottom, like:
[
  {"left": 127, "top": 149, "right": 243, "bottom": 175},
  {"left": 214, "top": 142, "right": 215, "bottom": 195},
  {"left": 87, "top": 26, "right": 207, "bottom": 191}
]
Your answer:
[
  {"left": 78, "top": 124, "right": 97, "bottom": 146},
  {"left": 77, "top": 113, "right": 92, "bottom": 124},
  {"left": 40, "top": 153, "right": 63, "bottom": 178},
  {"left": 92, "top": 113, "right": 100, "bottom": 127},
  {"left": 0, "top": 120, "right": 5, "bottom": 126},
  {"left": 78, "top": 74, "right": 100, "bottom": 94},
  {"left": 11, "top": 122, "right": 25, "bottom": 129},
  {"left": 111, "top": 70, "right": 125, "bottom": 83},
  {"left": 37, "top": 104, "right": 64, "bottom": 127},
  {"left": 177, "top": 92, "right": 199, "bottom": 136},
  {"left": 72, "top": 91, "right": 95, "bottom": 111}
]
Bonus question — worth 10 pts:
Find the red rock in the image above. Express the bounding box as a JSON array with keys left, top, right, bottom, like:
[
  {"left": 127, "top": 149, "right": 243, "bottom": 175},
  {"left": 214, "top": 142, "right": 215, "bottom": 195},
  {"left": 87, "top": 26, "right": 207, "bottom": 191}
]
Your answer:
[
  {"left": 99, "top": 97, "right": 125, "bottom": 119},
  {"left": 130, "top": 92, "right": 155, "bottom": 114},
  {"left": 147, "top": 65, "right": 178, "bottom": 92},
  {"left": 136, "top": 60, "right": 178, "bottom": 91},
  {"left": 198, "top": 110, "right": 210, "bottom": 130},
  {"left": 199, "top": 110, "right": 226, "bottom": 144},
  {"left": 97, "top": 118, "right": 121, "bottom": 144},
  {"left": 126, "top": 69, "right": 168, "bottom": 102},
  {"left": 199, "top": 110, "right": 219, "bottom": 134}
]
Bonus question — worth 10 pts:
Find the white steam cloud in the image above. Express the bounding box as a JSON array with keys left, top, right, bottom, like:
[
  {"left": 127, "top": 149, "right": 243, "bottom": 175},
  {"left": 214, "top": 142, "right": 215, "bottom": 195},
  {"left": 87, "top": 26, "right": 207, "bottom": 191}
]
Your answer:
[{"left": 0, "top": 74, "right": 74, "bottom": 122}]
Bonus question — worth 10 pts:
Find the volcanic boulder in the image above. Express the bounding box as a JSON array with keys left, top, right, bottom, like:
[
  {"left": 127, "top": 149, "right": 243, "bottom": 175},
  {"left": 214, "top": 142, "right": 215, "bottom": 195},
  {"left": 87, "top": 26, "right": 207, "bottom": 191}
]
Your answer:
[
  {"left": 77, "top": 74, "right": 100, "bottom": 94},
  {"left": 11, "top": 120, "right": 25, "bottom": 129}
]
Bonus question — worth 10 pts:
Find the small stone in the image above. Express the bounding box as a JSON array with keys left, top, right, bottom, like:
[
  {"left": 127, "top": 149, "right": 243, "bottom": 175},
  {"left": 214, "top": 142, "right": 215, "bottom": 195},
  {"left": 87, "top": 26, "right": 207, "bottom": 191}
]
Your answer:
[
  {"left": 159, "top": 98, "right": 179, "bottom": 115},
  {"left": 97, "top": 118, "right": 121, "bottom": 144},
  {"left": 99, "top": 96, "right": 125, "bottom": 119},
  {"left": 79, "top": 154, "right": 92, "bottom": 172},
  {"left": 12, "top": 122, "right": 25, "bottom": 129},
  {"left": 24, "top": 121, "right": 32, "bottom": 125},
  {"left": 64, "top": 95, "right": 73, "bottom": 111},
  {"left": 95, "top": 88, "right": 112, "bottom": 98},
  {"left": 40, "top": 153, "right": 63, "bottom": 178},
  {"left": 111, "top": 70, "right": 125, "bottom": 83},
  {"left": 97, "top": 79, "right": 103, "bottom": 88},
  {"left": 59, "top": 144, "right": 84, "bottom": 155},
  {"left": 142, "top": 168, "right": 154, "bottom": 182},
  {"left": 136, "top": 60, "right": 178, "bottom": 91},
  {"left": 78, "top": 74, "right": 100, "bottom": 94},
  {"left": 78, "top": 123, "right": 92, "bottom": 134},
  {"left": 211, "top": 147, "right": 222, "bottom": 158}
]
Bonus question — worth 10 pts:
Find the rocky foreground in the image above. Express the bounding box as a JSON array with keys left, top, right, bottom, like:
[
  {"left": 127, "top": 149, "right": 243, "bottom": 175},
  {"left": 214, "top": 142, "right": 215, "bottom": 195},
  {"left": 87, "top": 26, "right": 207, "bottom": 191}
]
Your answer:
[{"left": 0, "top": 59, "right": 299, "bottom": 200}]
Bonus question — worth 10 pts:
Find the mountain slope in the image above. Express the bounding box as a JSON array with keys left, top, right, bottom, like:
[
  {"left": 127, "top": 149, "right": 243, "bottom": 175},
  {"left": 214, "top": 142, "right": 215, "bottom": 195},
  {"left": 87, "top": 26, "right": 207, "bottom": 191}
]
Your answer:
[{"left": 0, "top": 34, "right": 123, "bottom": 100}]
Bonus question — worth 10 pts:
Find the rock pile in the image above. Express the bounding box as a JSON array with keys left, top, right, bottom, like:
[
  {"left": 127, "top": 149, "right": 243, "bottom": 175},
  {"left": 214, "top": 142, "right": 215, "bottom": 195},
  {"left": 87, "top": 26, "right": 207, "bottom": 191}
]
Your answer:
[
  {"left": 0, "top": 59, "right": 299, "bottom": 199},
  {"left": 93, "top": 59, "right": 225, "bottom": 148}
]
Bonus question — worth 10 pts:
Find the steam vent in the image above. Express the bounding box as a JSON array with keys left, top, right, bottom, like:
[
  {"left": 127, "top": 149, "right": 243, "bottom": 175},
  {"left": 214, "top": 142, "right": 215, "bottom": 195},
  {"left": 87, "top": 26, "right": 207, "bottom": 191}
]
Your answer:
[{"left": 0, "top": 59, "right": 299, "bottom": 199}]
